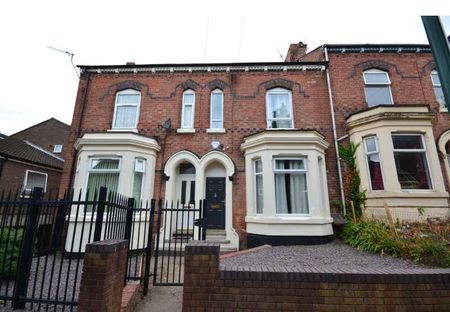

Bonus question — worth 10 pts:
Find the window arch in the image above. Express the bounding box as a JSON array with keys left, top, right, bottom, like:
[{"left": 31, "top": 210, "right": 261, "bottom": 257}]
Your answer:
[
  {"left": 266, "top": 88, "right": 293, "bottom": 129},
  {"left": 112, "top": 89, "right": 141, "bottom": 129},
  {"left": 210, "top": 89, "right": 224, "bottom": 129},
  {"left": 363, "top": 69, "right": 393, "bottom": 107},
  {"left": 181, "top": 89, "right": 195, "bottom": 129}
]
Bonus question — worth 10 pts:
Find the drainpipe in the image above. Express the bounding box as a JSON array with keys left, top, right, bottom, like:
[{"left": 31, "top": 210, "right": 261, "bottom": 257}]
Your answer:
[{"left": 324, "top": 46, "right": 346, "bottom": 215}]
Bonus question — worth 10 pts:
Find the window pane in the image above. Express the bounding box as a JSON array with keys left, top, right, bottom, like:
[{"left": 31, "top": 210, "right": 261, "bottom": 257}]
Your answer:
[
  {"left": 26, "top": 172, "right": 46, "bottom": 189},
  {"left": 394, "top": 152, "right": 431, "bottom": 189},
  {"left": 135, "top": 159, "right": 145, "bottom": 172},
  {"left": 114, "top": 105, "right": 137, "bottom": 128},
  {"left": 181, "top": 181, "right": 187, "bottom": 205},
  {"left": 365, "top": 86, "right": 392, "bottom": 106},
  {"left": 275, "top": 159, "right": 304, "bottom": 170},
  {"left": 269, "top": 93, "right": 291, "bottom": 118},
  {"left": 434, "top": 87, "right": 446, "bottom": 108},
  {"left": 179, "top": 163, "right": 195, "bottom": 174},
  {"left": 132, "top": 172, "right": 143, "bottom": 203},
  {"left": 368, "top": 154, "right": 384, "bottom": 190},
  {"left": 270, "top": 120, "right": 292, "bottom": 128},
  {"left": 392, "top": 135, "right": 423, "bottom": 149},
  {"left": 365, "top": 137, "right": 377, "bottom": 153},
  {"left": 117, "top": 94, "right": 140, "bottom": 105},
  {"left": 255, "top": 160, "right": 263, "bottom": 173},
  {"left": 211, "top": 93, "right": 223, "bottom": 127},
  {"left": 364, "top": 72, "right": 389, "bottom": 84},
  {"left": 182, "top": 105, "right": 193, "bottom": 128},
  {"left": 189, "top": 181, "right": 195, "bottom": 204},
  {"left": 183, "top": 93, "right": 194, "bottom": 104},
  {"left": 431, "top": 73, "right": 441, "bottom": 86},
  {"left": 211, "top": 121, "right": 222, "bottom": 129},
  {"left": 255, "top": 174, "right": 263, "bottom": 214},
  {"left": 91, "top": 159, "right": 120, "bottom": 170},
  {"left": 275, "top": 172, "right": 308, "bottom": 214}
]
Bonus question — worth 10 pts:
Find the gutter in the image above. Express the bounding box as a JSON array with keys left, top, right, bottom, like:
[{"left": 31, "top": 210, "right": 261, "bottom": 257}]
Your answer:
[{"left": 323, "top": 46, "right": 346, "bottom": 215}]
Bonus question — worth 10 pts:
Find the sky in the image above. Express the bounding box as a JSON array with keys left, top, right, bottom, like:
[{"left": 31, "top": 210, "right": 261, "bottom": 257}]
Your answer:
[{"left": 0, "top": 0, "right": 449, "bottom": 135}]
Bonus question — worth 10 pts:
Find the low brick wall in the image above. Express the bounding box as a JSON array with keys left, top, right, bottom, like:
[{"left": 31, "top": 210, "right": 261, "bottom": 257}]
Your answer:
[{"left": 183, "top": 241, "right": 450, "bottom": 311}]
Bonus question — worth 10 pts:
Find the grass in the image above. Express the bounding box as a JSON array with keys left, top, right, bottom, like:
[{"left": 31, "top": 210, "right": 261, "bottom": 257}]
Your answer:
[
  {"left": 0, "top": 227, "right": 24, "bottom": 277},
  {"left": 341, "top": 218, "right": 450, "bottom": 268}
]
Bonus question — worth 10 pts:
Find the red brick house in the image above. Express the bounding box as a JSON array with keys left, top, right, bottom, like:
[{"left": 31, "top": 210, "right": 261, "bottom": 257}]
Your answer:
[
  {"left": 59, "top": 42, "right": 449, "bottom": 249},
  {"left": 0, "top": 118, "right": 70, "bottom": 194}
]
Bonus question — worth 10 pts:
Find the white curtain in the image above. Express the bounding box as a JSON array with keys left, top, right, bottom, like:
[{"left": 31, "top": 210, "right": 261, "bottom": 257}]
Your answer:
[
  {"left": 115, "top": 106, "right": 137, "bottom": 128},
  {"left": 275, "top": 160, "right": 308, "bottom": 214}
]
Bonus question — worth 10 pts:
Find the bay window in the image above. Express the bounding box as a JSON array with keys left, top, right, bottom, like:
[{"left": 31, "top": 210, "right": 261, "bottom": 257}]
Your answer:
[
  {"left": 132, "top": 159, "right": 145, "bottom": 203},
  {"left": 113, "top": 89, "right": 141, "bottom": 129},
  {"left": 363, "top": 69, "right": 393, "bottom": 107},
  {"left": 274, "top": 158, "right": 309, "bottom": 214},
  {"left": 181, "top": 90, "right": 195, "bottom": 128},
  {"left": 87, "top": 158, "right": 120, "bottom": 195},
  {"left": 210, "top": 89, "right": 224, "bottom": 129},
  {"left": 266, "top": 88, "right": 293, "bottom": 129},
  {"left": 364, "top": 136, "right": 384, "bottom": 190},
  {"left": 392, "top": 134, "right": 431, "bottom": 190},
  {"left": 254, "top": 159, "right": 263, "bottom": 214}
]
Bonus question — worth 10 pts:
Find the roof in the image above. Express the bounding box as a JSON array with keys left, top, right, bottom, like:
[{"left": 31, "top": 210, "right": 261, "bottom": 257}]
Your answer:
[
  {"left": 11, "top": 117, "right": 70, "bottom": 137},
  {"left": 0, "top": 135, "right": 64, "bottom": 170},
  {"left": 323, "top": 44, "right": 431, "bottom": 53}
]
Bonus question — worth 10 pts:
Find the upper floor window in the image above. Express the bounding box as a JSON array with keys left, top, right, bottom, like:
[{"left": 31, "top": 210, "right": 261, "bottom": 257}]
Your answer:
[
  {"left": 364, "top": 136, "right": 384, "bottom": 191},
  {"left": 266, "top": 88, "right": 293, "bottom": 129},
  {"left": 431, "top": 70, "right": 446, "bottom": 109},
  {"left": 392, "top": 134, "right": 431, "bottom": 190},
  {"left": 363, "top": 69, "right": 393, "bottom": 107},
  {"left": 181, "top": 90, "right": 195, "bottom": 128},
  {"left": 113, "top": 89, "right": 141, "bottom": 129},
  {"left": 210, "top": 89, "right": 224, "bottom": 129}
]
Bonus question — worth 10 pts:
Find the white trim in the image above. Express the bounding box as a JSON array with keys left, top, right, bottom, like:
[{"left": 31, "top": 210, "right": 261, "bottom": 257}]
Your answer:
[
  {"left": 181, "top": 89, "right": 195, "bottom": 129},
  {"left": 363, "top": 136, "right": 385, "bottom": 192},
  {"left": 23, "top": 169, "right": 48, "bottom": 192},
  {"left": 253, "top": 159, "right": 263, "bottom": 215},
  {"left": 206, "top": 128, "right": 226, "bottom": 133},
  {"left": 265, "top": 88, "right": 294, "bottom": 129},
  {"left": 176, "top": 128, "right": 196, "bottom": 134},
  {"left": 210, "top": 89, "right": 224, "bottom": 129},
  {"left": 438, "top": 130, "right": 450, "bottom": 188},
  {"left": 112, "top": 89, "right": 141, "bottom": 130},
  {"left": 363, "top": 69, "right": 394, "bottom": 106}
]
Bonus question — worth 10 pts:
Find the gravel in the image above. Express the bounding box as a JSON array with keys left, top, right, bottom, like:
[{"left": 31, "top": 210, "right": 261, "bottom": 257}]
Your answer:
[{"left": 220, "top": 240, "right": 449, "bottom": 273}]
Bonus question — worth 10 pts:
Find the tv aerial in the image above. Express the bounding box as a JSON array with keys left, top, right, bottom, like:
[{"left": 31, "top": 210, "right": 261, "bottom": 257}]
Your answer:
[{"left": 47, "top": 45, "right": 80, "bottom": 78}]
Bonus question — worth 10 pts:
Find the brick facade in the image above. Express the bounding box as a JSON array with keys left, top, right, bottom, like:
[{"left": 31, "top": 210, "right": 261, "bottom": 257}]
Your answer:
[{"left": 183, "top": 241, "right": 450, "bottom": 311}]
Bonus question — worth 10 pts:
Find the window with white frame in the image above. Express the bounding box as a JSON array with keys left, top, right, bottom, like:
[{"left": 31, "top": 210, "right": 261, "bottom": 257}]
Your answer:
[
  {"left": 112, "top": 89, "right": 141, "bottom": 129},
  {"left": 210, "top": 89, "right": 224, "bottom": 129},
  {"left": 392, "top": 134, "right": 432, "bottom": 190},
  {"left": 132, "top": 159, "right": 145, "bottom": 204},
  {"left": 266, "top": 88, "right": 293, "bottom": 129},
  {"left": 431, "top": 70, "right": 446, "bottom": 109},
  {"left": 181, "top": 90, "right": 195, "bottom": 128},
  {"left": 23, "top": 170, "right": 47, "bottom": 193},
  {"left": 87, "top": 158, "right": 120, "bottom": 196},
  {"left": 363, "top": 69, "right": 393, "bottom": 107},
  {"left": 364, "top": 136, "right": 384, "bottom": 191},
  {"left": 274, "top": 158, "right": 309, "bottom": 214},
  {"left": 53, "top": 145, "right": 63, "bottom": 153},
  {"left": 254, "top": 159, "right": 263, "bottom": 214}
]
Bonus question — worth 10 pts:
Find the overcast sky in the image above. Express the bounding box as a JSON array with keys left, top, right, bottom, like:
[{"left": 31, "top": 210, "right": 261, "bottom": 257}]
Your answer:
[{"left": 0, "top": 0, "right": 448, "bottom": 135}]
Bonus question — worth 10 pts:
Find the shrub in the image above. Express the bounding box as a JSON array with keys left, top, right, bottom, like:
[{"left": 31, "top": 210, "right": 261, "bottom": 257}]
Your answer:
[{"left": 0, "top": 227, "right": 24, "bottom": 277}]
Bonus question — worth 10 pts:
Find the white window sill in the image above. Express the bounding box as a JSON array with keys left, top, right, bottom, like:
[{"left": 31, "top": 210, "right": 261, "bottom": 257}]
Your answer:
[
  {"left": 439, "top": 107, "right": 448, "bottom": 113},
  {"left": 108, "top": 128, "right": 138, "bottom": 133},
  {"left": 206, "top": 128, "right": 226, "bottom": 134},
  {"left": 177, "top": 128, "right": 196, "bottom": 133}
]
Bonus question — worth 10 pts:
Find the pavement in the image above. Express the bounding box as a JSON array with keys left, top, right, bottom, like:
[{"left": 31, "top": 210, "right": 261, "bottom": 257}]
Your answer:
[{"left": 136, "top": 286, "right": 183, "bottom": 312}]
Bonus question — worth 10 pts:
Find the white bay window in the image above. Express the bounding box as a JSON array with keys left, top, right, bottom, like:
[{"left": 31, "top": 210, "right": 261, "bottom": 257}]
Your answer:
[{"left": 86, "top": 158, "right": 120, "bottom": 196}]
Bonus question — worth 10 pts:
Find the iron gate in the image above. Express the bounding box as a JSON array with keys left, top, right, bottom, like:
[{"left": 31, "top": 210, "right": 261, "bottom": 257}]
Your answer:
[{"left": 153, "top": 200, "right": 207, "bottom": 286}]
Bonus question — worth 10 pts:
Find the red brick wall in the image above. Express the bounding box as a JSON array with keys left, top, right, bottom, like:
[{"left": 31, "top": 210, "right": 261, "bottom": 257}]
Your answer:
[
  {"left": 183, "top": 241, "right": 450, "bottom": 311},
  {"left": 0, "top": 159, "right": 61, "bottom": 193}
]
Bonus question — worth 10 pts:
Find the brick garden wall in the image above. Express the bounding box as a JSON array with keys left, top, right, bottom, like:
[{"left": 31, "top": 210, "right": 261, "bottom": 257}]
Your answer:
[{"left": 183, "top": 241, "right": 450, "bottom": 311}]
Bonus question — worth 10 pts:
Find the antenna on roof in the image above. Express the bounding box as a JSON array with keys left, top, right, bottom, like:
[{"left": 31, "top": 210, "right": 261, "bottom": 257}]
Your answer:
[
  {"left": 203, "top": 17, "right": 210, "bottom": 62},
  {"left": 47, "top": 46, "right": 80, "bottom": 78},
  {"left": 276, "top": 48, "right": 284, "bottom": 61}
]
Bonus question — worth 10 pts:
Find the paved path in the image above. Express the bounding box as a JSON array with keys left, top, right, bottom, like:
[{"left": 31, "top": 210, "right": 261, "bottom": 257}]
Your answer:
[{"left": 136, "top": 286, "right": 183, "bottom": 312}]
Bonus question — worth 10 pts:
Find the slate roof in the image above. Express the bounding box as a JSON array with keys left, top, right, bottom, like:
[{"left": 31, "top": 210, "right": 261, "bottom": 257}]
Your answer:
[{"left": 0, "top": 134, "right": 64, "bottom": 170}]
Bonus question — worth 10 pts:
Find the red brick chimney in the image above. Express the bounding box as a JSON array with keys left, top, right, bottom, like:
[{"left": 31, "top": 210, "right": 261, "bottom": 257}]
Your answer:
[{"left": 285, "top": 42, "right": 307, "bottom": 62}]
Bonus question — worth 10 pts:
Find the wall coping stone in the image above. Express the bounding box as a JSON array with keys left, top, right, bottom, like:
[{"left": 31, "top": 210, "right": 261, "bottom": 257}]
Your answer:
[{"left": 85, "top": 239, "right": 128, "bottom": 254}]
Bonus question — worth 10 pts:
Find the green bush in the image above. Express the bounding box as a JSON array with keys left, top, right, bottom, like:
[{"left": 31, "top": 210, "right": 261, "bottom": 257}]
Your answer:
[
  {"left": 341, "top": 219, "right": 450, "bottom": 268},
  {"left": 0, "top": 227, "right": 24, "bottom": 277}
]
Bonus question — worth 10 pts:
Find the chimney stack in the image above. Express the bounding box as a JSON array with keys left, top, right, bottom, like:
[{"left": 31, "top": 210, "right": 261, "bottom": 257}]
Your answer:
[{"left": 285, "top": 42, "right": 307, "bottom": 62}]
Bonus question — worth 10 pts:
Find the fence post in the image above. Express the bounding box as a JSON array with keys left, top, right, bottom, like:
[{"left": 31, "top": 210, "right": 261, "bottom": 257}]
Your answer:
[
  {"left": 123, "top": 197, "right": 134, "bottom": 285},
  {"left": 142, "top": 199, "right": 156, "bottom": 296},
  {"left": 93, "top": 186, "right": 107, "bottom": 242},
  {"left": 12, "top": 187, "right": 43, "bottom": 309}
]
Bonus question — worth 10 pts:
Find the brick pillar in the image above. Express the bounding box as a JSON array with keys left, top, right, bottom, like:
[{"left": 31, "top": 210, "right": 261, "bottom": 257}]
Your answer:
[
  {"left": 78, "top": 240, "right": 128, "bottom": 312},
  {"left": 183, "top": 241, "right": 220, "bottom": 312}
]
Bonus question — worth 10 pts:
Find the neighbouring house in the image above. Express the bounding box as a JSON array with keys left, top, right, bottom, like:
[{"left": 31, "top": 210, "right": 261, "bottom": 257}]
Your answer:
[
  {"left": 0, "top": 118, "right": 70, "bottom": 194},
  {"left": 59, "top": 42, "right": 450, "bottom": 250}
]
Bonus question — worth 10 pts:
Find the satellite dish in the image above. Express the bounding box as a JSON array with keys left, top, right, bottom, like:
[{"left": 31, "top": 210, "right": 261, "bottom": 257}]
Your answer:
[{"left": 162, "top": 118, "right": 172, "bottom": 131}]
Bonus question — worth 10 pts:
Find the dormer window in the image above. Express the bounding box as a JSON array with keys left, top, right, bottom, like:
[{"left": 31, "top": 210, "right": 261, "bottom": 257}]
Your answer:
[
  {"left": 181, "top": 90, "right": 195, "bottom": 129},
  {"left": 266, "top": 88, "right": 293, "bottom": 129},
  {"left": 431, "top": 70, "right": 446, "bottom": 109},
  {"left": 363, "top": 69, "right": 393, "bottom": 107},
  {"left": 112, "top": 89, "right": 141, "bottom": 129}
]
